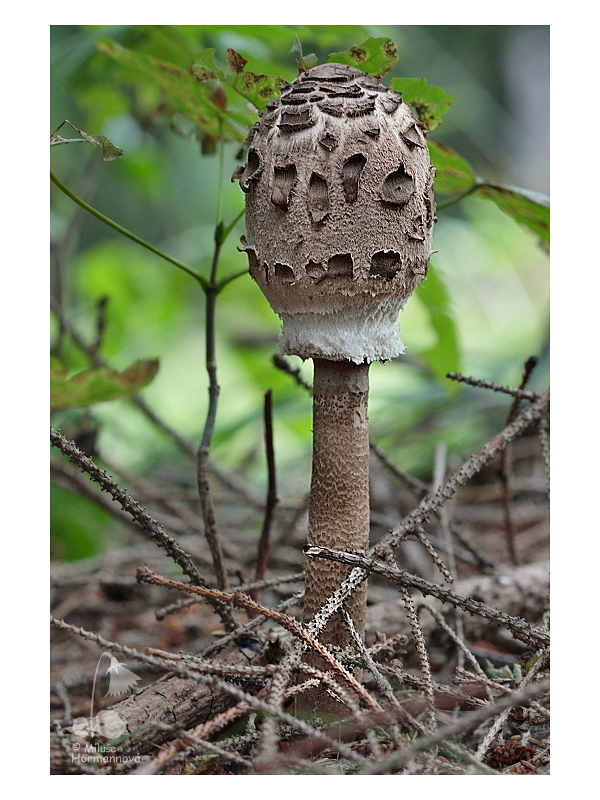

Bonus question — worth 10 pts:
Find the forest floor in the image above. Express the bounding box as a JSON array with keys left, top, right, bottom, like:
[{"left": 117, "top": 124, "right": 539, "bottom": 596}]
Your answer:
[{"left": 50, "top": 384, "right": 549, "bottom": 776}]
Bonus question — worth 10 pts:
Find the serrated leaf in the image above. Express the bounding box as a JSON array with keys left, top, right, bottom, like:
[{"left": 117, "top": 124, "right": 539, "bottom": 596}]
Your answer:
[
  {"left": 414, "top": 265, "right": 461, "bottom": 394},
  {"left": 474, "top": 182, "right": 550, "bottom": 250},
  {"left": 229, "top": 71, "right": 287, "bottom": 109},
  {"left": 428, "top": 139, "right": 476, "bottom": 194},
  {"left": 50, "top": 120, "right": 124, "bottom": 161},
  {"left": 96, "top": 40, "right": 243, "bottom": 141},
  {"left": 391, "top": 78, "right": 452, "bottom": 131},
  {"left": 326, "top": 37, "right": 398, "bottom": 77},
  {"left": 191, "top": 48, "right": 286, "bottom": 110},
  {"left": 189, "top": 47, "right": 223, "bottom": 82},
  {"left": 51, "top": 359, "right": 159, "bottom": 411}
]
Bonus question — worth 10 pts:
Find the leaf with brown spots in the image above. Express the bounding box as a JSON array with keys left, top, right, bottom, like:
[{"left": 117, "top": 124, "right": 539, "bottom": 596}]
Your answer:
[
  {"left": 391, "top": 77, "right": 452, "bottom": 131},
  {"left": 191, "top": 48, "right": 286, "bottom": 110},
  {"left": 325, "top": 37, "right": 398, "bottom": 77},
  {"left": 96, "top": 41, "right": 241, "bottom": 141},
  {"left": 226, "top": 48, "right": 248, "bottom": 74},
  {"left": 428, "top": 139, "right": 476, "bottom": 194}
]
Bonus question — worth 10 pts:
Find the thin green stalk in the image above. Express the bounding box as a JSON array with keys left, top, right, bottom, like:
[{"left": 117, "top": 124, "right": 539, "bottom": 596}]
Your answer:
[
  {"left": 50, "top": 170, "right": 207, "bottom": 289},
  {"left": 436, "top": 182, "right": 480, "bottom": 211},
  {"left": 215, "top": 120, "right": 225, "bottom": 229},
  {"left": 217, "top": 266, "right": 248, "bottom": 292},
  {"left": 195, "top": 184, "right": 234, "bottom": 607},
  {"left": 51, "top": 138, "right": 89, "bottom": 147},
  {"left": 218, "top": 208, "right": 245, "bottom": 249},
  {"left": 52, "top": 157, "right": 245, "bottom": 623}
]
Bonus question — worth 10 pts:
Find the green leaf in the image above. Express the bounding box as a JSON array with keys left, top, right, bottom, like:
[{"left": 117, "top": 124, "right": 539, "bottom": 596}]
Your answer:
[
  {"left": 299, "top": 54, "right": 319, "bottom": 71},
  {"left": 391, "top": 78, "right": 452, "bottom": 131},
  {"left": 325, "top": 37, "right": 398, "bottom": 77},
  {"left": 428, "top": 139, "right": 476, "bottom": 195},
  {"left": 428, "top": 140, "right": 550, "bottom": 249},
  {"left": 474, "top": 182, "right": 550, "bottom": 250},
  {"left": 189, "top": 47, "right": 222, "bottom": 82},
  {"left": 50, "top": 120, "right": 124, "bottom": 161},
  {"left": 229, "top": 71, "right": 287, "bottom": 109},
  {"left": 191, "top": 48, "right": 286, "bottom": 110},
  {"left": 414, "top": 265, "right": 462, "bottom": 393},
  {"left": 96, "top": 39, "right": 243, "bottom": 141},
  {"left": 51, "top": 359, "right": 159, "bottom": 411}
]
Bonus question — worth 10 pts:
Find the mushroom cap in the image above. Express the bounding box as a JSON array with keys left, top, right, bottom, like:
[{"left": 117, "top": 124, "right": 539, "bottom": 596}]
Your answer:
[{"left": 235, "top": 63, "right": 436, "bottom": 363}]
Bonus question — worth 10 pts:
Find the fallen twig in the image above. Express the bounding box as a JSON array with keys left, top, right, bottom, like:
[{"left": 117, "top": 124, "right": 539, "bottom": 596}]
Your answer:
[
  {"left": 50, "top": 427, "right": 236, "bottom": 631},
  {"left": 362, "top": 678, "right": 549, "bottom": 774},
  {"left": 251, "top": 389, "right": 279, "bottom": 606},
  {"left": 136, "top": 566, "right": 381, "bottom": 713},
  {"left": 50, "top": 616, "right": 371, "bottom": 771},
  {"left": 305, "top": 547, "right": 549, "bottom": 649}
]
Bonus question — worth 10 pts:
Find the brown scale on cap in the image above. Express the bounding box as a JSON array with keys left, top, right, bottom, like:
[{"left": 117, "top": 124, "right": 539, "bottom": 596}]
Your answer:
[{"left": 235, "top": 62, "right": 436, "bottom": 364}]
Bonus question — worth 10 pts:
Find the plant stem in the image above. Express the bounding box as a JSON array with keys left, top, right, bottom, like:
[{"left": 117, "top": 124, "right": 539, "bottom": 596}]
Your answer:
[
  {"left": 436, "top": 182, "right": 479, "bottom": 210},
  {"left": 251, "top": 390, "right": 278, "bottom": 605},
  {"left": 50, "top": 170, "right": 207, "bottom": 288},
  {"left": 300, "top": 390, "right": 550, "bottom": 653},
  {"left": 499, "top": 355, "right": 538, "bottom": 566},
  {"left": 196, "top": 227, "right": 232, "bottom": 605}
]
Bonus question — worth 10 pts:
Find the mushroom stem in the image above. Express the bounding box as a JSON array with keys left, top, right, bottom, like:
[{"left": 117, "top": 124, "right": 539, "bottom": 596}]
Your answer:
[
  {"left": 304, "top": 358, "right": 371, "bottom": 647},
  {"left": 235, "top": 61, "right": 436, "bottom": 713}
]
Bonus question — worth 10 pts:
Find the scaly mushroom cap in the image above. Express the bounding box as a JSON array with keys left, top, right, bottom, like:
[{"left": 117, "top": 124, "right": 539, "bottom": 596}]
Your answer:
[{"left": 234, "top": 63, "right": 436, "bottom": 363}]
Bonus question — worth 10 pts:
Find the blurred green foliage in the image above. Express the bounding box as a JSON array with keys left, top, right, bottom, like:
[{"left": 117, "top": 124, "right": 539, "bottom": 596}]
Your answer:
[{"left": 51, "top": 25, "right": 549, "bottom": 560}]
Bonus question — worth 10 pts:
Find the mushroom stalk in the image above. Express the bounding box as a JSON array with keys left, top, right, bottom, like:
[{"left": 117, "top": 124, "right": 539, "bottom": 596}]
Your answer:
[
  {"left": 305, "top": 358, "right": 370, "bottom": 646},
  {"left": 234, "top": 62, "right": 435, "bottom": 670}
]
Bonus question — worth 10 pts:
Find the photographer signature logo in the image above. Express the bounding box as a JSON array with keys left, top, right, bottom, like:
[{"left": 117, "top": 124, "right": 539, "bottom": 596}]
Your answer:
[{"left": 70, "top": 651, "right": 142, "bottom": 740}]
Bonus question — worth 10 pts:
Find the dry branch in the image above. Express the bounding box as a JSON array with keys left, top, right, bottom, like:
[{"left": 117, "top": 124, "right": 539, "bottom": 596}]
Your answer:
[
  {"left": 50, "top": 617, "right": 374, "bottom": 774},
  {"left": 296, "top": 390, "right": 550, "bottom": 647},
  {"left": 362, "top": 678, "right": 549, "bottom": 775},
  {"left": 50, "top": 618, "right": 265, "bottom": 773},
  {"left": 50, "top": 427, "right": 236, "bottom": 630},
  {"left": 307, "top": 547, "right": 548, "bottom": 649},
  {"left": 136, "top": 566, "right": 381, "bottom": 713},
  {"left": 50, "top": 382, "right": 549, "bottom": 774}
]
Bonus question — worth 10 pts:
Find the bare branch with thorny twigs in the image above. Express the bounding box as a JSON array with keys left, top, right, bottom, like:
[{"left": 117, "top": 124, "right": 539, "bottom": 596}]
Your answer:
[
  {"left": 50, "top": 427, "right": 237, "bottom": 631},
  {"left": 50, "top": 616, "right": 371, "bottom": 768},
  {"left": 302, "top": 389, "right": 550, "bottom": 639},
  {"left": 446, "top": 371, "right": 542, "bottom": 401},
  {"left": 136, "top": 565, "right": 381, "bottom": 713},
  {"left": 304, "top": 546, "right": 548, "bottom": 649}
]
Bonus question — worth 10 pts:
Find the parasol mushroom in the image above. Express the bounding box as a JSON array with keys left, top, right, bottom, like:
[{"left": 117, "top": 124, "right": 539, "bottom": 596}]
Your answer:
[{"left": 234, "top": 62, "right": 436, "bottom": 657}]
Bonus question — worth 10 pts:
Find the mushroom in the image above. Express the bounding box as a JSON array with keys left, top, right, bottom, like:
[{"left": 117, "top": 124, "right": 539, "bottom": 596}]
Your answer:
[{"left": 235, "top": 63, "right": 435, "bottom": 656}]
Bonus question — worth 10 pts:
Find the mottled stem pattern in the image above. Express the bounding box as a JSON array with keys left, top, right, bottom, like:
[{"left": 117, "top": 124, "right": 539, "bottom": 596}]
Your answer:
[{"left": 303, "top": 359, "right": 371, "bottom": 648}]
